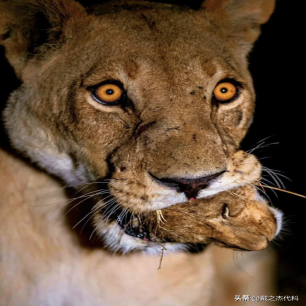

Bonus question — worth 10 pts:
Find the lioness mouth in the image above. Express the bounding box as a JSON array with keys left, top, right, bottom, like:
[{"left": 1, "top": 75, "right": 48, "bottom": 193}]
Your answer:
[
  {"left": 99, "top": 199, "right": 151, "bottom": 241},
  {"left": 116, "top": 211, "right": 150, "bottom": 241},
  {"left": 95, "top": 184, "right": 280, "bottom": 253}
]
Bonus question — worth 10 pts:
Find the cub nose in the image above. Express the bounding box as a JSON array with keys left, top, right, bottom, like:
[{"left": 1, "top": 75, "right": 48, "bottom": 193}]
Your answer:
[{"left": 150, "top": 171, "right": 225, "bottom": 199}]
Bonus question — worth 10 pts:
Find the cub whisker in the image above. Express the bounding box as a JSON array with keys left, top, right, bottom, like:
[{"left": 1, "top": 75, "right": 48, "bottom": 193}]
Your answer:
[
  {"left": 163, "top": 208, "right": 202, "bottom": 222},
  {"left": 226, "top": 191, "right": 245, "bottom": 201}
]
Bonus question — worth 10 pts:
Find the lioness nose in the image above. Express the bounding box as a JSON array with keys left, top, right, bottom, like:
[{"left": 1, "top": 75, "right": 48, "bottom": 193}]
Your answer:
[{"left": 150, "top": 171, "right": 225, "bottom": 199}]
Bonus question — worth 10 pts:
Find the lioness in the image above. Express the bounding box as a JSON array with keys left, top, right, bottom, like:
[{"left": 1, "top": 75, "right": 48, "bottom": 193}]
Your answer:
[{"left": 0, "top": 0, "right": 282, "bottom": 305}]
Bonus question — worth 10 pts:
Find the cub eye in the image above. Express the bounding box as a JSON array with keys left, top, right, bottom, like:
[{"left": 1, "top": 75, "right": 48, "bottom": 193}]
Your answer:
[
  {"left": 213, "top": 82, "right": 238, "bottom": 103},
  {"left": 92, "top": 82, "right": 125, "bottom": 105}
]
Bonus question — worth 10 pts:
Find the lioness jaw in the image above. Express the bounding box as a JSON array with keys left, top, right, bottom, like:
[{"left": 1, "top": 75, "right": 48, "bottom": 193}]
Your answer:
[{"left": 142, "top": 185, "right": 281, "bottom": 252}]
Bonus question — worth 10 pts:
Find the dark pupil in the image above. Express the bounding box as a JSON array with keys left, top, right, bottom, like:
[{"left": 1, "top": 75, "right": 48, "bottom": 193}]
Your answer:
[
  {"left": 106, "top": 89, "right": 114, "bottom": 95},
  {"left": 220, "top": 87, "right": 228, "bottom": 94}
]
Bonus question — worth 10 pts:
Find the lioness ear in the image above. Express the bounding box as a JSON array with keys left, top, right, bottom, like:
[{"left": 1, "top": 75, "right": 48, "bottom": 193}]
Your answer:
[
  {"left": 201, "top": 0, "right": 276, "bottom": 56},
  {"left": 0, "top": 0, "right": 86, "bottom": 77}
]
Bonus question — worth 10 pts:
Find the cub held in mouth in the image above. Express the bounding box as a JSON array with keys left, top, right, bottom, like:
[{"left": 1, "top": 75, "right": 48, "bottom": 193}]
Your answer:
[{"left": 0, "top": 0, "right": 281, "bottom": 305}]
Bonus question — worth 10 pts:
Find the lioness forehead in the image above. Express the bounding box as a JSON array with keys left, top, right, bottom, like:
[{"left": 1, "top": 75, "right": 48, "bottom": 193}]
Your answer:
[
  {"left": 85, "top": 1, "right": 231, "bottom": 60},
  {"left": 61, "top": 1, "right": 249, "bottom": 96}
]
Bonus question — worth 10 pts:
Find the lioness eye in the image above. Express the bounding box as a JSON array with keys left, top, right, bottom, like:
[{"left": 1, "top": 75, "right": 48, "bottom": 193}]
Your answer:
[
  {"left": 92, "top": 82, "right": 124, "bottom": 105},
  {"left": 213, "top": 82, "right": 238, "bottom": 103}
]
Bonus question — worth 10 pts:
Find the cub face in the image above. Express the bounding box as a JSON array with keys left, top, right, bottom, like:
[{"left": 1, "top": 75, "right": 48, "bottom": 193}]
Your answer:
[{"left": 0, "top": 0, "right": 280, "bottom": 252}]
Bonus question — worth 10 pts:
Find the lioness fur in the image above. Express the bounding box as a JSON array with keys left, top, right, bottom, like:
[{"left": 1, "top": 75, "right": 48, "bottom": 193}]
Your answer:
[{"left": 0, "top": 0, "right": 282, "bottom": 305}]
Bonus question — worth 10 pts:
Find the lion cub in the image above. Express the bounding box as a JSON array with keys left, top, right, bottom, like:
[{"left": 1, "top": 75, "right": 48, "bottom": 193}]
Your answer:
[{"left": 0, "top": 0, "right": 281, "bottom": 305}]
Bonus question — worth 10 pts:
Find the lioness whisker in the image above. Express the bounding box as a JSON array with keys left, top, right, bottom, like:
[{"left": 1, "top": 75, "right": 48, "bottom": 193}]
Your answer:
[
  {"left": 32, "top": 188, "right": 109, "bottom": 208},
  {"left": 65, "top": 192, "right": 111, "bottom": 216},
  {"left": 257, "top": 179, "right": 278, "bottom": 197},
  {"left": 264, "top": 168, "right": 291, "bottom": 182},
  {"left": 247, "top": 137, "right": 279, "bottom": 154},
  {"left": 89, "top": 221, "right": 104, "bottom": 241},
  {"left": 257, "top": 156, "right": 272, "bottom": 161},
  {"left": 74, "top": 189, "right": 110, "bottom": 200},
  {"left": 262, "top": 166, "right": 286, "bottom": 189},
  {"left": 118, "top": 203, "right": 133, "bottom": 221},
  {"left": 44, "top": 191, "right": 108, "bottom": 227},
  {"left": 104, "top": 203, "right": 122, "bottom": 224},
  {"left": 260, "top": 176, "right": 277, "bottom": 188},
  {"left": 79, "top": 202, "right": 114, "bottom": 233},
  {"left": 79, "top": 198, "right": 118, "bottom": 232},
  {"left": 90, "top": 203, "right": 132, "bottom": 241},
  {"left": 117, "top": 207, "right": 131, "bottom": 225},
  {"left": 33, "top": 180, "right": 112, "bottom": 205},
  {"left": 248, "top": 182, "right": 274, "bottom": 203},
  {"left": 71, "top": 197, "right": 115, "bottom": 230},
  {"left": 80, "top": 212, "right": 99, "bottom": 233},
  {"left": 70, "top": 181, "right": 111, "bottom": 196}
]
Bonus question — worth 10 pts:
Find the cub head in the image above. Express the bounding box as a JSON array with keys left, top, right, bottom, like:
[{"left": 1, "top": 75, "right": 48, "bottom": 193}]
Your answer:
[{"left": 0, "top": 0, "right": 281, "bottom": 252}]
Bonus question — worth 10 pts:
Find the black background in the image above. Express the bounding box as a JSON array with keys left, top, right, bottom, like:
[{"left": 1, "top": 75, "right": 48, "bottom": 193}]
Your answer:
[
  {"left": 243, "top": 2, "right": 306, "bottom": 303},
  {"left": 0, "top": 0, "right": 305, "bottom": 303}
]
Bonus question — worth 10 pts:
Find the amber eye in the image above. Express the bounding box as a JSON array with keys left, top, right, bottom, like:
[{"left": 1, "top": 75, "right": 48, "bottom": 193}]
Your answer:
[
  {"left": 93, "top": 83, "right": 124, "bottom": 105},
  {"left": 213, "top": 82, "right": 237, "bottom": 102}
]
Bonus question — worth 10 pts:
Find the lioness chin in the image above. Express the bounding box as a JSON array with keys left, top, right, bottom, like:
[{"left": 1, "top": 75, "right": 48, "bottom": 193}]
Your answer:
[{"left": 0, "top": 0, "right": 283, "bottom": 305}]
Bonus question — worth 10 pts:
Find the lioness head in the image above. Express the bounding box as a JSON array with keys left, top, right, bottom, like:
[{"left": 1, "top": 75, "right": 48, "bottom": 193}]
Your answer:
[{"left": 0, "top": 0, "right": 282, "bottom": 253}]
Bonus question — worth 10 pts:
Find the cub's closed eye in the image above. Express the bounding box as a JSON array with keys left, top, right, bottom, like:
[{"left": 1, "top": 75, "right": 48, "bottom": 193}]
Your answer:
[
  {"left": 92, "top": 82, "right": 125, "bottom": 105},
  {"left": 213, "top": 81, "right": 239, "bottom": 103}
]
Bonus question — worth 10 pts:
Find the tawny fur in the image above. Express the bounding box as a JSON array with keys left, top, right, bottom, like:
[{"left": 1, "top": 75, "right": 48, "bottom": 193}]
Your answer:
[{"left": 0, "top": 0, "right": 281, "bottom": 305}]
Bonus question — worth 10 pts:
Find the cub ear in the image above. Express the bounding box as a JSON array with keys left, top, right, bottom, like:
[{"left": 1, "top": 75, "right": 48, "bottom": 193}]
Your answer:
[
  {"left": 201, "top": 0, "right": 276, "bottom": 56},
  {"left": 0, "top": 0, "right": 86, "bottom": 77}
]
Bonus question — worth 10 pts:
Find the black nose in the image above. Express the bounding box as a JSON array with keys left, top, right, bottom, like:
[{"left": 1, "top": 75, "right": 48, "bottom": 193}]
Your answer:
[{"left": 150, "top": 171, "right": 225, "bottom": 199}]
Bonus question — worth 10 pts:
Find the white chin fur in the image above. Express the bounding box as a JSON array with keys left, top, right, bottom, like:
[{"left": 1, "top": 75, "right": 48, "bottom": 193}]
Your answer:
[{"left": 97, "top": 221, "right": 187, "bottom": 254}]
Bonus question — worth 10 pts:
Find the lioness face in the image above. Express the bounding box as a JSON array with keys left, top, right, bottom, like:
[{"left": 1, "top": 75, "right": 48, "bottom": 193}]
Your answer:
[{"left": 1, "top": 0, "right": 281, "bottom": 252}]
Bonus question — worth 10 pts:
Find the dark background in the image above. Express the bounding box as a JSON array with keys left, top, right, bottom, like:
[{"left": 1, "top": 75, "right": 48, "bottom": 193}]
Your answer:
[
  {"left": 0, "top": 0, "right": 305, "bottom": 303},
  {"left": 243, "top": 1, "right": 306, "bottom": 303}
]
